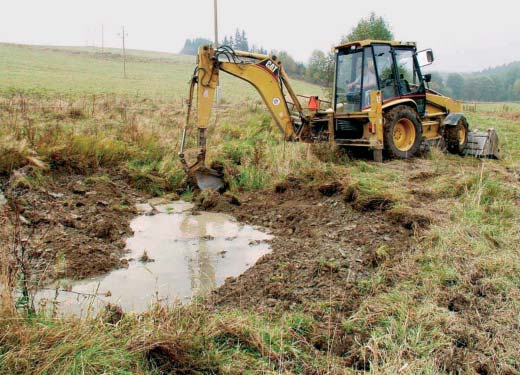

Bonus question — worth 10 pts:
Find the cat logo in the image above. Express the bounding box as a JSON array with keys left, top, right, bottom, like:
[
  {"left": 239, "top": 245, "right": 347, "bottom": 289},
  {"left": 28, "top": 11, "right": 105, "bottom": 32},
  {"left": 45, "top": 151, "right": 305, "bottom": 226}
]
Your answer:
[
  {"left": 265, "top": 60, "right": 279, "bottom": 75},
  {"left": 258, "top": 59, "right": 280, "bottom": 78}
]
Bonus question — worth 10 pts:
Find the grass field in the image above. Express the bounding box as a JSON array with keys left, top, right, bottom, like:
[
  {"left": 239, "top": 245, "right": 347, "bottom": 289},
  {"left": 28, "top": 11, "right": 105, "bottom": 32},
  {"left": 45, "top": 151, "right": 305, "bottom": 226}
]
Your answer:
[
  {"left": 0, "top": 43, "right": 322, "bottom": 100},
  {"left": 1, "top": 43, "right": 520, "bottom": 374}
]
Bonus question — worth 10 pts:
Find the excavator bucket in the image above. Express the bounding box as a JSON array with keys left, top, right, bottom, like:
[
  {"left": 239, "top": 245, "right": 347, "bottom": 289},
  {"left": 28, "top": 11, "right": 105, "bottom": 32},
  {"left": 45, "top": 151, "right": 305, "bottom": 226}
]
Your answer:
[
  {"left": 180, "top": 150, "right": 226, "bottom": 192},
  {"left": 464, "top": 128, "right": 501, "bottom": 159},
  {"left": 191, "top": 166, "right": 225, "bottom": 191}
]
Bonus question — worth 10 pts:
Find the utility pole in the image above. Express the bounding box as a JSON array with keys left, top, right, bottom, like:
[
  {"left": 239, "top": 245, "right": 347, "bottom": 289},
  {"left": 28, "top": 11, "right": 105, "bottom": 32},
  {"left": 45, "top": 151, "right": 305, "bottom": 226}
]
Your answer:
[
  {"left": 214, "top": 0, "right": 219, "bottom": 49},
  {"left": 214, "top": 0, "right": 221, "bottom": 104},
  {"left": 118, "top": 26, "right": 128, "bottom": 78}
]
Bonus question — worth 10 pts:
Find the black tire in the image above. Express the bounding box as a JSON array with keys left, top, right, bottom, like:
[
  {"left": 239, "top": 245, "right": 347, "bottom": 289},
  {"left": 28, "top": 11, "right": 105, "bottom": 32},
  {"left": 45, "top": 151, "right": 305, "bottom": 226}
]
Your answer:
[
  {"left": 445, "top": 117, "right": 469, "bottom": 155},
  {"left": 383, "top": 105, "right": 423, "bottom": 159}
]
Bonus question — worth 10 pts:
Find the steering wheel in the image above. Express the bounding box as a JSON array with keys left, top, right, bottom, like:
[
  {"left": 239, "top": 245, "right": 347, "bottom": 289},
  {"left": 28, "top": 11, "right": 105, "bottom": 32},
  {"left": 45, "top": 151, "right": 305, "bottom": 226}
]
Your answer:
[
  {"left": 346, "top": 90, "right": 361, "bottom": 103},
  {"left": 381, "top": 78, "right": 394, "bottom": 88}
]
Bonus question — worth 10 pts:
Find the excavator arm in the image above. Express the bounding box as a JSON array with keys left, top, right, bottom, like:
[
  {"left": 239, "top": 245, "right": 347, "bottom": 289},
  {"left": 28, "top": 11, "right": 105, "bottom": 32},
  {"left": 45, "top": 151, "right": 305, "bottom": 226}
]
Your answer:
[{"left": 180, "top": 45, "right": 307, "bottom": 190}]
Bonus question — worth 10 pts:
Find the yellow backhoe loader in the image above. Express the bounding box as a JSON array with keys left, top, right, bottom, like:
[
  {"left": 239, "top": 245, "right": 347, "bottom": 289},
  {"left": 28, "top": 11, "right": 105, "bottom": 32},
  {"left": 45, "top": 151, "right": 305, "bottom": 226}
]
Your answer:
[{"left": 179, "top": 41, "right": 500, "bottom": 190}]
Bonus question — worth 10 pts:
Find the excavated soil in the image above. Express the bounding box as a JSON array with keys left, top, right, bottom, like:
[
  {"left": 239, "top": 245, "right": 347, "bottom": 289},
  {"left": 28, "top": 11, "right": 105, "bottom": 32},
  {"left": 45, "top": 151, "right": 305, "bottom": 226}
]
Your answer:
[
  {"left": 2, "top": 168, "right": 428, "bottom": 313},
  {"left": 0, "top": 169, "right": 145, "bottom": 284},
  {"left": 200, "top": 177, "right": 416, "bottom": 311}
]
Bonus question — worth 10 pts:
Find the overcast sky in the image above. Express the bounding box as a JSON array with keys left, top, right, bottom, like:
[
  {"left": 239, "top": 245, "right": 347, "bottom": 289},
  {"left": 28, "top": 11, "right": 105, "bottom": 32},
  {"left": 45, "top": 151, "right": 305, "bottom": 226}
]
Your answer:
[{"left": 1, "top": 0, "right": 518, "bottom": 72}]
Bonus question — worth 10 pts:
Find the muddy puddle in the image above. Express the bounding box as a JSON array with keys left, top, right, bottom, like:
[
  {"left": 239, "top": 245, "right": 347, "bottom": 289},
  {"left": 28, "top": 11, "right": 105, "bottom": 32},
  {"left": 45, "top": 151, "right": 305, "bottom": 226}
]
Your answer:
[{"left": 35, "top": 201, "right": 272, "bottom": 315}]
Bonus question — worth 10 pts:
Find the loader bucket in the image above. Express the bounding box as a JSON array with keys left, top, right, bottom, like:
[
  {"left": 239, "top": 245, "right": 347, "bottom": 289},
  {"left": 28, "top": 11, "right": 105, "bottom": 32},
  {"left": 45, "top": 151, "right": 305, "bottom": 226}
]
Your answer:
[
  {"left": 464, "top": 128, "right": 501, "bottom": 159},
  {"left": 189, "top": 166, "right": 225, "bottom": 192}
]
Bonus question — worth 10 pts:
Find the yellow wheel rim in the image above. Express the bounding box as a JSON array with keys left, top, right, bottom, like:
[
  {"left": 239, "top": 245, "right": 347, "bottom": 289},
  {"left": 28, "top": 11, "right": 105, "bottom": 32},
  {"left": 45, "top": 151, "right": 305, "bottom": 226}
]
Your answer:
[
  {"left": 392, "top": 118, "right": 416, "bottom": 152},
  {"left": 458, "top": 125, "right": 467, "bottom": 146}
]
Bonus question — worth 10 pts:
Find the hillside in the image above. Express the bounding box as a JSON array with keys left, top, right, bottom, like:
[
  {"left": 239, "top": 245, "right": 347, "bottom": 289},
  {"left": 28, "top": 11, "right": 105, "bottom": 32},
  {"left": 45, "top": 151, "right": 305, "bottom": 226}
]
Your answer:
[{"left": 0, "top": 43, "right": 323, "bottom": 100}]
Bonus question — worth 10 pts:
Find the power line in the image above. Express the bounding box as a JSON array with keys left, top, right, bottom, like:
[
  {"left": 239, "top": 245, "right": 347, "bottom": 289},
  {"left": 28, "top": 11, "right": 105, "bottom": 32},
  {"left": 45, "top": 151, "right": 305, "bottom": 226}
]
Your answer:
[
  {"left": 118, "top": 26, "right": 128, "bottom": 78},
  {"left": 214, "top": 0, "right": 221, "bottom": 104}
]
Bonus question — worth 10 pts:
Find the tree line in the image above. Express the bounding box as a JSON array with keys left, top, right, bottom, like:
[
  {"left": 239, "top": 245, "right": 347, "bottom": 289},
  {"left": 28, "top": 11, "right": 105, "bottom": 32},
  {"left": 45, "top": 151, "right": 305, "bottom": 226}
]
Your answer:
[
  {"left": 179, "top": 29, "right": 306, "bottom": 79},
  {"left": 180, "top": 16, "right": 520, "bottom": 102},
  {"left": 180, "top": 29, "right": 257, "bottom": 55},
  {"left": 429, "top": 63, "right": 520, "bottom": 102}
]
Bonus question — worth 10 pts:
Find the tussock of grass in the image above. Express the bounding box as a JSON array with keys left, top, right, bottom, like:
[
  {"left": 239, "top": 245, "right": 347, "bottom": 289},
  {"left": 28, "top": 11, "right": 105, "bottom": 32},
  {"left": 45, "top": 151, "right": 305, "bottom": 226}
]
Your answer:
[
  {"left": 0, "top": 136, "right": 42, "bottom": 175},
  {"left": 0, "top": 312, "right": 145, "bottom": 374}
]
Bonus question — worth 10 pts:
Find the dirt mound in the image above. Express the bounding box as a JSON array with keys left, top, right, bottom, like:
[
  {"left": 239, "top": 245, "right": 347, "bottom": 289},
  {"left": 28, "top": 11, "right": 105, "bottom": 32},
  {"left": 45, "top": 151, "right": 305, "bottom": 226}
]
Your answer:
[
  {"left": 193, "top": 190, "right": 241, "bottom": 212},
  {"left": 206, "top": 180, "right": 415, "bottom": 310},
  {"left": 274, "top": 175, "right": 302, "bottom": 194},
  {"left": 145, "top": 341, "right": 220, "bottom": 374},
  {"left": 317, "top": 181, "right": 342, "bottom": 196},
  {"left": 389, "top": 206, "right": 433, "bottom": 229},
  {"left": 353, "top": 195, "right": 394, "bottom": 211},
  {"left": 0, "top": 169, "right": 142, "bottom": 283}
]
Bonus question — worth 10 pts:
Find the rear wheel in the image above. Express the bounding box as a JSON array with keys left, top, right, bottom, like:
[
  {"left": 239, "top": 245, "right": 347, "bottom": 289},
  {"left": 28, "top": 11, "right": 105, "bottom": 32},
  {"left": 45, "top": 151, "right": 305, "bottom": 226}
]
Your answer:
[
  {"left": 383, "top": 106, "right": 422, "bottom": 159},
  {"left": 445, "top": 117, "right": 468, "bottom": 155}
]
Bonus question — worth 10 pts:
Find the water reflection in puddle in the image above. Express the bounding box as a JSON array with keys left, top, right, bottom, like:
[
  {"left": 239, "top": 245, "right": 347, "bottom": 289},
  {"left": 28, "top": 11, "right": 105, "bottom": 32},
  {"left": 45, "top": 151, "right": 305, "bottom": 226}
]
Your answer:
[{"left": 36, "top": 201, "right": 271, "bottom": 315}]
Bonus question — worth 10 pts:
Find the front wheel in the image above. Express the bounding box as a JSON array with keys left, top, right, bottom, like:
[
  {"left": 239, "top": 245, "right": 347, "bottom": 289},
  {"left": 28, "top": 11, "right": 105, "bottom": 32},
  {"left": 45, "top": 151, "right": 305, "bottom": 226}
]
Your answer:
[
  {"left": 445, "top": 117, "right": 469, "bottom": 155},
  {"left": 383, "top": 106, "right": 423, "bottom": 159}
]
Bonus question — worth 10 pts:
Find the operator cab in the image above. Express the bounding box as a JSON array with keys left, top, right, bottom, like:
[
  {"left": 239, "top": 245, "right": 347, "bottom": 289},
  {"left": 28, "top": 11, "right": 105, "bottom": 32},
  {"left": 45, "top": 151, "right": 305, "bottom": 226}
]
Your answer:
[{"left": 334, "top": 40, "right": 431, "bottom": 115}]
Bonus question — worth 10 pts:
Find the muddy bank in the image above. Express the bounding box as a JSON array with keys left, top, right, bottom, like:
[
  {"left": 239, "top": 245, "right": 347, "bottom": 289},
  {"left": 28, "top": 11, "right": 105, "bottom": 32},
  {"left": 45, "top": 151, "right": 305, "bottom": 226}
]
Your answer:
[
  {"left": 0, "top": 169, "right": 147, "bottom": 284},
  {"left": 200, "top": 179, "right": 415, "bottom": 311},
  {"left": 1, "top": 167, "right": 421, "bottom": 313},
  {"left": 35, "top": 201, "right": 273, "bottom": 315}
]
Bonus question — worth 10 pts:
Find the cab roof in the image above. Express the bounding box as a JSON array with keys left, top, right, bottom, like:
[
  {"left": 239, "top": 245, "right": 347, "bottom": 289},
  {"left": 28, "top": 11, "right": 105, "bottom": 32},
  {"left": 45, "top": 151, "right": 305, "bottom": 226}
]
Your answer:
[{"left": 334, "top": 40, "right": 416, "bottom": 51}]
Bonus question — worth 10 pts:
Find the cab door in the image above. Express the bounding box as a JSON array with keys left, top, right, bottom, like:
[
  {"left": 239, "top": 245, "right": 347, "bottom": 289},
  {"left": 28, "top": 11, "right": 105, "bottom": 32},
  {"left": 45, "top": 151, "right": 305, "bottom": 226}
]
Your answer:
[
  {"left": 394, "top": 48, "right": 426, "bottom": 113},
  {"left": 373, "top": 44, "right": 399, "bottom": 103}
]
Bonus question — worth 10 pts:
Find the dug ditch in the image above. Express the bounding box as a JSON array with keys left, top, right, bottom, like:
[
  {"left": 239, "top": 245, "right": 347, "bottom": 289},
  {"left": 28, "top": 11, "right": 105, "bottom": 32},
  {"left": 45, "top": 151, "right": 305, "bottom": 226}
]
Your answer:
[
  {"left": 3, "top": 171, "right": 419, "bottom": 317},
  {"left": 36, "top": 201, "right": 272, "bottom": 315}
]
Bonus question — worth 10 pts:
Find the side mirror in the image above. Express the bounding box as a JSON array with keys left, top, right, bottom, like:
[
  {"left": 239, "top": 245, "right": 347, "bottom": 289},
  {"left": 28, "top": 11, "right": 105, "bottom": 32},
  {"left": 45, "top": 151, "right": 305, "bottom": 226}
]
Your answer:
[
  {"left": 426, "top": 50, "right": 434, "bottom": 63},
  {"left": 424, "top": 74, "right": 432, "bottom": 83},
  {"left": 417, "top": 49, "right": 434, "bottom": 67}
]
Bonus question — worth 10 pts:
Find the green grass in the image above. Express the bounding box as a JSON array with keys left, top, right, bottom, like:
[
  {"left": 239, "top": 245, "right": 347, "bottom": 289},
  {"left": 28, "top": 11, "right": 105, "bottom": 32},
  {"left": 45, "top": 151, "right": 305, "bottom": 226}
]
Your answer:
[
  {"left": 464, "top": 101, "right": 520, "bottom": 112},
  {"left": 466, "top": 111, "right": 520, "bottom": 162},
  {"left": 0, "top": 43, "right": 323, "bottom": 100}
]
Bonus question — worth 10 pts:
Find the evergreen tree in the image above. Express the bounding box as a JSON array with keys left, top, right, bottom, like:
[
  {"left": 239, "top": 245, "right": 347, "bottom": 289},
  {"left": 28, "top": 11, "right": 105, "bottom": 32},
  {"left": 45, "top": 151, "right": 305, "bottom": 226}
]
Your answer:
[
  {"left": 240, "top": 30, "right": 249, "bottom": 51},
  {"left": 222, "top": 29, "right": 250, "bottom": 51},
  {"left": 180, "top": 37, "right": 212, "bottom": 55},
  {"left": 234, "top": 29, "right": 242, "bottom": 50}
]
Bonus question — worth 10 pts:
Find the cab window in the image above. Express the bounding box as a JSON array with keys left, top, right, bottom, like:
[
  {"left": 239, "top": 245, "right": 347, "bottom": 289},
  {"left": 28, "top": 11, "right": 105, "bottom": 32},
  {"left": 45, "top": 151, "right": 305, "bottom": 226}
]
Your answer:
[
  {"left": 373, "top": 45, "right": 398, "bottom": 100},
  {"left": 335, "top": 49, "right": 363, "bottom": 112},
  {"left": 361, "top": 47, "right": 377, "bottom": 109},
  {"left": 394, "top": 49, "right": 421, "bottom": 95}
]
